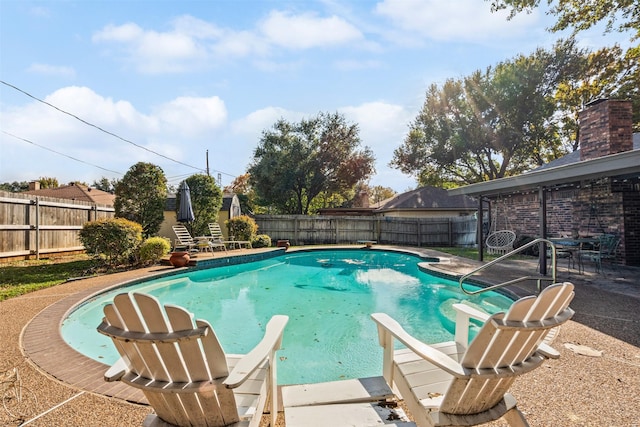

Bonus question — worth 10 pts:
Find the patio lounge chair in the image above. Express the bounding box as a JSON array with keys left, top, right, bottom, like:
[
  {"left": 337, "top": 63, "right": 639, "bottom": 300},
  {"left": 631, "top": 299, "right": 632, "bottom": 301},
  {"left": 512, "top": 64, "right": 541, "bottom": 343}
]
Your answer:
[
  {"left": 371, "top": 282, "right": 575, "bottom": 427},
  {"left": 97, "top": 292, "right": 288, "bottom": 427},
  {"left": 171, "top": 224, "right": 199, "bottom": 252},
  {"left": 210, "top": 222, "right": 252, "bottom": 250}
]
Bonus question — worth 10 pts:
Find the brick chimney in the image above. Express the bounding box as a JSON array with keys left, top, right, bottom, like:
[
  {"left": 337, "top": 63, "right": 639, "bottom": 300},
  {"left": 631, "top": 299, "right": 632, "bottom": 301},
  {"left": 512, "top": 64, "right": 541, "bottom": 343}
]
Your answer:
[
  {"left": 28, "top": 181, "right": 40, "bottom": 191},
  {"left": 578, "top": 99, "right": 633, "bottom": 161}
]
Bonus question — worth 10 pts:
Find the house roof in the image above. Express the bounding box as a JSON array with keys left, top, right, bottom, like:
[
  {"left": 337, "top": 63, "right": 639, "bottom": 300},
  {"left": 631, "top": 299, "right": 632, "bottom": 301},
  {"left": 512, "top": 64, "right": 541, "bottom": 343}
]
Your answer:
[
  {"left": 24, "top": 183, "right": 115, "bottom": 206},
  {"left": 375, "top": 186, "right": 477, "bottom": 212},
  {"left": 449, "top": 133, "right": 640, "bottom": 198}
]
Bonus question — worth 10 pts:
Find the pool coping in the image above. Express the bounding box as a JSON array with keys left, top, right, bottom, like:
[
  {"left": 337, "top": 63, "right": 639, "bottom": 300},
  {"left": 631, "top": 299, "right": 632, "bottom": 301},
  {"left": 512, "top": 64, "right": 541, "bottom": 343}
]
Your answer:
[{"left": 20, "top": 245, "right": 500, "bottom": 405}]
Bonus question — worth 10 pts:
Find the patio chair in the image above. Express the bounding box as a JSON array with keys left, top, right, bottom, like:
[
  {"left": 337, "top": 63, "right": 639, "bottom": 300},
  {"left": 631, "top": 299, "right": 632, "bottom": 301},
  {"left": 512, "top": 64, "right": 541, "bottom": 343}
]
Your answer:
[
  {"left": 486, "top": 230, "right": 516, "bottom": 255},
  {"left": 371, "top": 282, "right": 575, "bottom": 427},
  {"left": 204, "top": 223, "right": 227, "bottom": 252},
  {"left": 210, "top": 222, "right": 252, "bottom": 250},
  {"left": 171, "top": 224, "right": 199, "bottom": 252},
  {"left": 578, "top": 234, "right": 620, "bottom": 273},
  {"left": 97, "top": 292, "right": 288, "bottom": 427}
]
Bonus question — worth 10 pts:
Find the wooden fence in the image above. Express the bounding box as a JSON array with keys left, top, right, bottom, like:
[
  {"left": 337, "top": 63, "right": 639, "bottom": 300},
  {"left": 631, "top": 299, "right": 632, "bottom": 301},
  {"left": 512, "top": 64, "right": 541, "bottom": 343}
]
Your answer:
[
  {"left": 254, "top": 215, "right": 477, "bottom": 247},
  {"left": 0, "top": 191, "right": 115, "bottom": 260}
]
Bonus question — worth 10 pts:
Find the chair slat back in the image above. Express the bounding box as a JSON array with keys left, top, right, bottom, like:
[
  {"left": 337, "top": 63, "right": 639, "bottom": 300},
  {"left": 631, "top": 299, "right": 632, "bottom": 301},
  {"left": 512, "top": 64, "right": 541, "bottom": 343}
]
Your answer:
[
  {"left": 101, "top": 292, "right": 239, "bottom": 426},
  {"left": 441, "top": 283, "right": 574, "bottom": 415},
  {"left": 173, "top": 224, "right": 195, "bottom": 245},
  {"left": 208, "top": 223, "right": 225, "bottom": 241}
]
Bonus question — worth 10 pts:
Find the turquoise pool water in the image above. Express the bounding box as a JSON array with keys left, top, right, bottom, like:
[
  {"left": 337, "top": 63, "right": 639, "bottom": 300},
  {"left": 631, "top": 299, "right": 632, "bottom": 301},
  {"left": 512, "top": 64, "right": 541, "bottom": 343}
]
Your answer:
[{"left": 61, "top": 249, "right": 514, "bottom": 384}]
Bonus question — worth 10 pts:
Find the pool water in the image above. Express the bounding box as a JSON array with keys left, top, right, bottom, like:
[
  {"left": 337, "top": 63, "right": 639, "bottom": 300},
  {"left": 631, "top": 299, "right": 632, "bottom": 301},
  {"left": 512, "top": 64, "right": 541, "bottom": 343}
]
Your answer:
[{"left": 61, "top": 249, "right": 514, "bottom": 384}]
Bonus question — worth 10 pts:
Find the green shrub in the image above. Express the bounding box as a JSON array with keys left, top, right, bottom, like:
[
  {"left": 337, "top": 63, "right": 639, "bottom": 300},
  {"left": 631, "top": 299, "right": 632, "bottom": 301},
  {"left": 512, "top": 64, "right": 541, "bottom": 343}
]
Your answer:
[
  {"left": 139, "top": 237, "right": 171, "bottom": 264},
  {"left": 79, "top": 218, "right": 143, "bottom": 267},
  {"left": 252, "top": 234, "right": 271, "bottom": 248},
  {"left": 226, "top": 215, "right": 258, "bottom": 242}
]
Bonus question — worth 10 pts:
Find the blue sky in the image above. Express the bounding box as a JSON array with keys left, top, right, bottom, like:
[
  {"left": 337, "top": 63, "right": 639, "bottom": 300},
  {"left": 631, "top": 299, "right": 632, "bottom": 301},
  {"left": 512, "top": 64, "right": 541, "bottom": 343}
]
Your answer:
[{"left": 0, "top": 1, "right": 626, "bottom": 192}]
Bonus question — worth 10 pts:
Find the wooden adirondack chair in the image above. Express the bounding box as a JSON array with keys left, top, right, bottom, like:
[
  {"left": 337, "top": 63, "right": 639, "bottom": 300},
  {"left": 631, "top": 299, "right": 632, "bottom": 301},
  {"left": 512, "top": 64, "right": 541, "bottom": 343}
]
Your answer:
[
  {"left": 371, "top": 282, "right": 575, "bottom": 427},
  {"left": 97, "top": 292, "right": 288, "bottom": 427}
]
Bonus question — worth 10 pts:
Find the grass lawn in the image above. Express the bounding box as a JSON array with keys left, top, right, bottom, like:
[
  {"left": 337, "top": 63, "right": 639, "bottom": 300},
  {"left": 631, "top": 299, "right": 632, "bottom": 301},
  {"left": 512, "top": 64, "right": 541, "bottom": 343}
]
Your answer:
[{"left": 0, "top": 256, "right": 96, "bottom": 301}]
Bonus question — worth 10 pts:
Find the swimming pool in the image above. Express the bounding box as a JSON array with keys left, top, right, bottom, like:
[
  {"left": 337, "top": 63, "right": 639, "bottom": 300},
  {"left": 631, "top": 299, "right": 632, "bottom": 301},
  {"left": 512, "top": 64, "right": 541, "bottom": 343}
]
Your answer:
[{"left": 61, "top": 249, "right": 514, "bottom": 384}]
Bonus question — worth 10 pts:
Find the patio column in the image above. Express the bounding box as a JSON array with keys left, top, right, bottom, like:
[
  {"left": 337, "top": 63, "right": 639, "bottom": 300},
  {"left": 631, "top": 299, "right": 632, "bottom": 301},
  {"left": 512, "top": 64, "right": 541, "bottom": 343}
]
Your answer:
[{"left": 539, "top": 186, "right": 547, "bottom": 275}]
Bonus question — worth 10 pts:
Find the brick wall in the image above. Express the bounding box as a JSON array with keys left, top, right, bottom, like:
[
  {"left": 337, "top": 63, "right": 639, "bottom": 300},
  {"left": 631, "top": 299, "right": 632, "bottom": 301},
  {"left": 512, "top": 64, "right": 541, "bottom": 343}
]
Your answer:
[
  {"left": 496, "top": 179, "right": 629, "bottom": 264},
  {"left": 579, "top": 99, "right": 633, "bottom": 161}
]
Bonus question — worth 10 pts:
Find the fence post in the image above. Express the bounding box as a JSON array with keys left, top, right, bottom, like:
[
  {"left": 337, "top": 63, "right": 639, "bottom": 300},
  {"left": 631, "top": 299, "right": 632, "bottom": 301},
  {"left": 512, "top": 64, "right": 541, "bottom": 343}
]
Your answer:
[{"left": 35, "top": 197, "right": 40, "bottom": 260}]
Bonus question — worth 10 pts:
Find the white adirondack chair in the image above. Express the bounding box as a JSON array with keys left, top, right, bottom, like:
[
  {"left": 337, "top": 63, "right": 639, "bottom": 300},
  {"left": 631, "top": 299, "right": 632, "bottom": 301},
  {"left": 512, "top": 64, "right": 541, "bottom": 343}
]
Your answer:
[
  {"left": 97, "top": 292, "right": 288, "bottom": 427},
  {"left": 371, "top": 282, "right": 575, "bottom": 427}
]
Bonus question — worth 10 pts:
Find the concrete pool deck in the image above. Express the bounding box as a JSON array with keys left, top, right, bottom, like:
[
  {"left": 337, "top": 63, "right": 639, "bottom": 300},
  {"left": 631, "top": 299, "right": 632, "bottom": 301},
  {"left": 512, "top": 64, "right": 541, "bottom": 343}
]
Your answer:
[{"left": 1, "top": 245, "right": 639, "bottom": 426}]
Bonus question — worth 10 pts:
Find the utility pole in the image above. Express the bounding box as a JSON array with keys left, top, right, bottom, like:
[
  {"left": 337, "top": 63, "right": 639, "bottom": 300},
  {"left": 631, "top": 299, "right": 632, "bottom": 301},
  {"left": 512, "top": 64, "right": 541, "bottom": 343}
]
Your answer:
[{"left": 206, "top": 150, "right": 210, "bottom": 176}]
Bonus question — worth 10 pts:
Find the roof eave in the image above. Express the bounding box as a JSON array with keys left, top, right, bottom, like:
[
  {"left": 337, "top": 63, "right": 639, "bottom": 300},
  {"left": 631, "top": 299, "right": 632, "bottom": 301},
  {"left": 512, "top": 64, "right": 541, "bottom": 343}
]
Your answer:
[{"left": 448, "top": 149, "right": 640, "bottom": 197}]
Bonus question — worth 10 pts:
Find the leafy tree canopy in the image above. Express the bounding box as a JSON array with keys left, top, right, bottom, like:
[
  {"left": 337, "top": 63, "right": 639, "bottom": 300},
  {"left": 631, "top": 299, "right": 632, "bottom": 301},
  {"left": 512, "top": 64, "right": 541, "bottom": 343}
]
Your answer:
[
  {"left": 177, "top": 174, "right": 222, "bottom": 236},
  {"left": 224, "top": 173, "right": 256, "bottom": 214},
  {"left": 114, "top": 162, "right": 167, "bottom": 238},
  {"left": 248, "top": 112, "right": 375, "bottom": 214},
  {"left": 489, "top": 0, "right": 639, "bottom": 38},
  {"left": 0, "top": 181, "right": 30, "bottom": 192},
  {"left": 392, "top": 40, "right": 592, "bottom": 187},
  {"left": 490, "top": 0, "right": 640, "bottom": 129},
  {"left": 38, "top": 177, "right": 59, "bottom": 188},
  {"left": 92, "top": 177, "right": 118, "bottom": 193}
]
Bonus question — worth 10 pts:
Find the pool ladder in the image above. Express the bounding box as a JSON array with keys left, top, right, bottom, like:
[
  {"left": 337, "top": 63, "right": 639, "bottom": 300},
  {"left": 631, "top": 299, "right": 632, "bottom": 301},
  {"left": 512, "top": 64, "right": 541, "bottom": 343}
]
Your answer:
[{"left": 459, "top": 238, "right": 558, "bottom": 295}]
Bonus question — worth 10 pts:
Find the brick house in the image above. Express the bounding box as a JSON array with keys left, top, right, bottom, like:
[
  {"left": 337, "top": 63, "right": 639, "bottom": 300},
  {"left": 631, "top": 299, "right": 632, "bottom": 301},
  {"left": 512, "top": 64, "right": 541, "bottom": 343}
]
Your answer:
[{"left": 449, "top": 99, "right": 640, "bottom": 266}]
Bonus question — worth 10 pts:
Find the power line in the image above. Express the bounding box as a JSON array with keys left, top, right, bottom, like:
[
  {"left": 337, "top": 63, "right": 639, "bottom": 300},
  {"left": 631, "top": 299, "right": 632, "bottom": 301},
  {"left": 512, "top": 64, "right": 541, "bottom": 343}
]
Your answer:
[
  {"left": 1, "top": 79, "right": 206, "bottom": 173},
  {"left": 2, "top": 130, "right": 124, "bottom": 175}
]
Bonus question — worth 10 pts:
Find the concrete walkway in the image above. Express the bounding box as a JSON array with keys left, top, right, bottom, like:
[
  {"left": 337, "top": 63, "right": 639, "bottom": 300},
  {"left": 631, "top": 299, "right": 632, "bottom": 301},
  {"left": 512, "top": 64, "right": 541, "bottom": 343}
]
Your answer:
[{"left": 1, "top": 246, "right": 638, "bottom": 426}]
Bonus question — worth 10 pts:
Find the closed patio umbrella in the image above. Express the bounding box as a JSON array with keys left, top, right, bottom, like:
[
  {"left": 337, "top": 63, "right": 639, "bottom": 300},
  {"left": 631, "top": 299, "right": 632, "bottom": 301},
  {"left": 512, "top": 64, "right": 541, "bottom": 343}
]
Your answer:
[{"left": 177, "top": 181, "right": 195, "bottom": 223}]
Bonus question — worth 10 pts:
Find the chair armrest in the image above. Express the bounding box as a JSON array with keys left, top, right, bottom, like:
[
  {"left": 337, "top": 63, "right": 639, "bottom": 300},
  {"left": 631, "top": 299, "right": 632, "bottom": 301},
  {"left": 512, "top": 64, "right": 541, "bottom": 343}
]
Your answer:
[
  {"left": 537, "top": 342, "right": 560, "bottom": 359},
  {"left": 104, "top": 357, "right": 128, "bottom": 382},
  {"left": 371, "top": 313, "right": 465, "bottom": 377},
  {"left": 452, "top": 303, "right": 490, "bottom": 322},
  {"left": 224, "top": 315, "right": 289, "bottom": 388}
]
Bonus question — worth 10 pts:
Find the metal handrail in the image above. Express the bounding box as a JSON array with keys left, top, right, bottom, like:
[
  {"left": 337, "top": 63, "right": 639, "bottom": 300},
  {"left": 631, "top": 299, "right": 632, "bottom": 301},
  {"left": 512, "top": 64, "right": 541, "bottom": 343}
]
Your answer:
[{"left": 459, "top": 238, "right": 557, "bottom": 295}]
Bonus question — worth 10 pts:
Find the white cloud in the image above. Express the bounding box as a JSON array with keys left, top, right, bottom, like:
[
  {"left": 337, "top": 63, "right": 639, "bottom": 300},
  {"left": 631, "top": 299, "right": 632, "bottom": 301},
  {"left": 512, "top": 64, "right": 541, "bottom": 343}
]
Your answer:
[
  {"left": 259, "top": 10, "right": 363, "bottom": 49},
  {"left": 154, "top": 96, "right": 227, "bottom": 137},
  {"left": 93, "top": 22, "right": 143, "bottom": 43},
  {"left": 0, "top": 86, "right": 232, "bottom": 183},
  {"left": 93, "top": 22, "right": 208, "bottom": 73},
  {"left": 27, "top": 63, "right": 76, "bottom": 78},
  {"left": 374, "top": 0, "right": 539, "bottom": 43}
]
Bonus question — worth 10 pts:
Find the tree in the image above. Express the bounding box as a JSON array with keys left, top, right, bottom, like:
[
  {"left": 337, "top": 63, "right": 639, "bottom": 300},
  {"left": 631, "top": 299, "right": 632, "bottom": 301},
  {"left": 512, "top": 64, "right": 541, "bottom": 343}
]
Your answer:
[
  {"left": 490, "top": 0, "right": 640, "bottom": 129},
  {"left": 38, "top": 177, "right": 59, "bottom": 188},
  {"left": 0, "top": 181, "right": 30, "bottom": 192},
  {"left": 248, "top": 112, "right": 376, "bottom": 214},
  {"left": 224, "top": 173, "right": 256, "bottom": 214},
  {"left": 177, "top": 174, "right": 222, "bottom": 236},
  {"left": 114, "top": 162, "right": 167, "bottom": 237},
  {"left": 392, "top": 41, "right": 582, "bottom": 186},
  {"left": 489, "top": 0, "right": 639, "bottom": 38},
  {"left": 369, "top": 185, "right": 397, "bottom": 206},
  {"left": 93, "top": 177, "right": 118, "bottom": 193}
]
